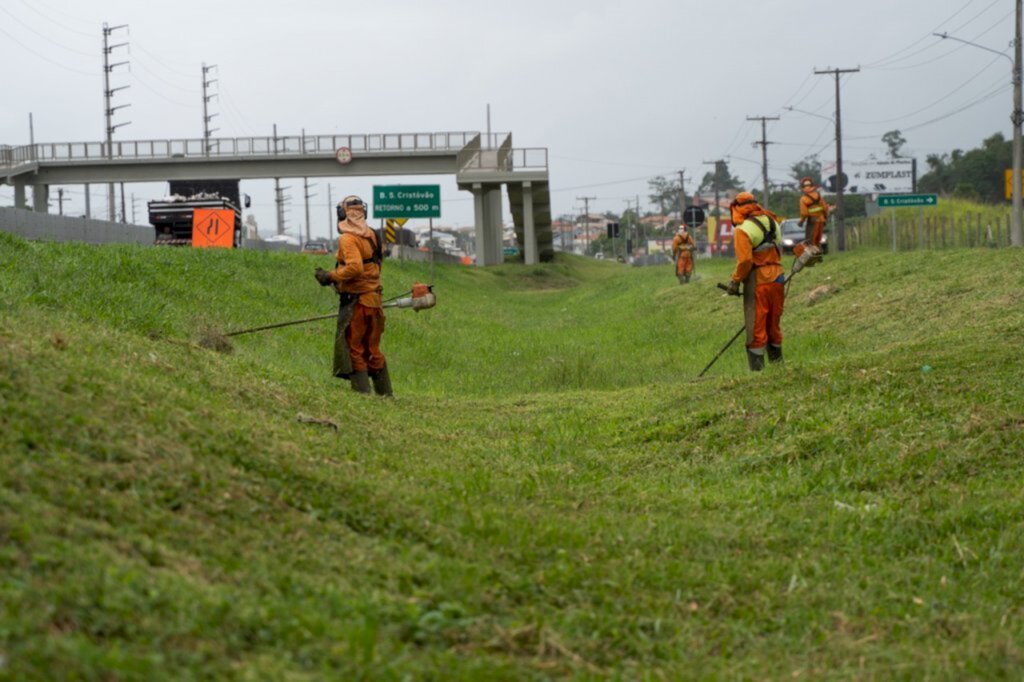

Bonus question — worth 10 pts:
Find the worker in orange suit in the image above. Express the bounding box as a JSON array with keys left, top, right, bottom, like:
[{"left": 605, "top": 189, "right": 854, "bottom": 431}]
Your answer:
[
  {"left": 671, "top": 224, "right": 696, "bottom": 284},
  {"left": 725, "top": 192, "right": 785, "bottom": 371},
  {"left": 798, "top": 176, "right": 830, "bottom": 249},
  {"left": 314, "top": 195, "right": 392, "bottom": 396}
]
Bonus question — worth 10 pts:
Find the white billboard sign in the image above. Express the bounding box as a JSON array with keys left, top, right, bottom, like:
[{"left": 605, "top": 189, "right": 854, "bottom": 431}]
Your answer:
[{"left": 822, "top": 159, "right": 914, "bottom": 195}]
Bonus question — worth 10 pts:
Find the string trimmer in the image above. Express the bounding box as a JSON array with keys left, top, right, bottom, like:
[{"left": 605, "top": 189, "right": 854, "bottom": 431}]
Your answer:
[{"left": 697, "top": 245, "right": 821, "bottom": 377}]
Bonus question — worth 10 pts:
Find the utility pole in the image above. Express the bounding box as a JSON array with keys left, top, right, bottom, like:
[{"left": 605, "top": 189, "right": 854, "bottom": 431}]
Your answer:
[
  {"left": 28, "top": 112, "right": 34, "bottom": 146},
  {"left": 935, "top": 13, "right": 1022, "bottom": 246},
  {"left": 703, "top": 159, "right": 725, "bottom": 222},
  {"left": 1014, "top": 0, "right": 1023, "bottom": 246},
  {"left": 202, "top": 63, "right": 219, "bottom": 153},
  {"left": 326, "top": 183, "right": 333, "bottom": 238},
  {"left": 815, "top": 66, "right": 859, "bottom": 252},
  {"left": 677, "top": 169, "right": 687, "bottom": 218},
  {"left": 636, "top": 193, "right": 642, "bottom": 254},
  {"left": 577, "top": 195, "right": 596, "bottom": 254},
  {"left": 57, "top": 188, "right": 64, "bottom": 216},
  {"left": 102, "top": 22, "right": 131, "bottom": 222},
  {"left": 119, "top": 182, "right": 126, "bottom": 223},
  {"left": 747, "top": 115, "right": 779, "bottom": 209},
  {"left": 303, "top": 177, "right": 316, "bottom": 244}
]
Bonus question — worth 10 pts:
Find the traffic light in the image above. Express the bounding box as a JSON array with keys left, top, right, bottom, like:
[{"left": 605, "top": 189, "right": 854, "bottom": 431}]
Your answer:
[{"left": 606, "top": 222, "right": 620, "bottom": 238}]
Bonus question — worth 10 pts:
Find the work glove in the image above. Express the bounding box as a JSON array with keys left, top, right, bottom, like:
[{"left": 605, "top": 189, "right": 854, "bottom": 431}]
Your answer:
[
  {"left": 726, "top": 280, "right": 741, "bottom": 296},
  {"left": 314, "top": 267, "right": 334, "bottom": 286}
]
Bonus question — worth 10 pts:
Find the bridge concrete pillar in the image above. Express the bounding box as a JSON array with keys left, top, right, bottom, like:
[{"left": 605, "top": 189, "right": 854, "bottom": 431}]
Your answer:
[
  {"left": 472, "top": 184, "right": 487, "bottom": 265},
  {"left": 32, "top": 184, "right": 49, "bottom": 213},
  {"left": 84, "top": 184, "right": 91, "bottom": 218},
  {"left": 486, "top": 186, "right": 503, "bottom": 265},
  {"left": 472, "top": 183, "right": 504, "bottom": 266},
  {"left": 13, "top": 183, "right": 26, "bottom": 209},
  {"left": 522, "top": 181, "right": 537, "bottom": 265}
]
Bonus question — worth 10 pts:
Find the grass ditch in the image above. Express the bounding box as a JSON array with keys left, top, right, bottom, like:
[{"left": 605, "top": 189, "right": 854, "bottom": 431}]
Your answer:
[{"left": 1, "top": 230, "right": 1023, "bottom": 678}]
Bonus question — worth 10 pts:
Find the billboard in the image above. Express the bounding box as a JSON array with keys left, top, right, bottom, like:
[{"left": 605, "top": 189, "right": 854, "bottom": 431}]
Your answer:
[{"left": 822, "top": 159, "right": 914, "bottom": 195}]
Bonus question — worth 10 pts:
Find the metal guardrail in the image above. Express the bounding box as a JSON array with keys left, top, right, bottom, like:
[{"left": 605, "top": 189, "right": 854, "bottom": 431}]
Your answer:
[{"left": 0, "top": 131, "right": 508, "bottom": 170}]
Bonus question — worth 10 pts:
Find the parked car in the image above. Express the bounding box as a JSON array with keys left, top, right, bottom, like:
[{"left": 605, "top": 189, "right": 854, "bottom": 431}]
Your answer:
[
  {"left": 779, "top": 218, "right": 828, "bottom": 254},
  {"left": 301, "top": 241, "right": 331, "bottom": 255}
]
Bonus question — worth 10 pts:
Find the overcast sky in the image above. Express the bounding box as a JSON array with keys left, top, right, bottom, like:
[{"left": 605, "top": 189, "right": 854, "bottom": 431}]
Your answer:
[{"left": 1, "top": 0, "right": 1016, "bottom": 238}]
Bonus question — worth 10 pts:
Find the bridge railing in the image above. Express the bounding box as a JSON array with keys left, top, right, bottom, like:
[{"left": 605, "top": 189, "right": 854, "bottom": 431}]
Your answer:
[
  {"left": 458, "top": 147, "right": 549, "bottom": 173},
  {"left": 0, "top": 131, "right": 504, "bottom": 169}
]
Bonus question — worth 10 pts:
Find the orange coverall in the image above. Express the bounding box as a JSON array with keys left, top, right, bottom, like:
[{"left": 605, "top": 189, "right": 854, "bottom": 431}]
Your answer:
[
  {"left": 799, "top": 188, "right": 829, "bottom": 247},
  {"left": 671, "top": 231, "right": 695, "bottom": 278},
  {"left": 730, "top": 220, "right": 785, "bottom": 353},
  {"left": 327, "top": 226, "right": 386, "bottom": 373}
]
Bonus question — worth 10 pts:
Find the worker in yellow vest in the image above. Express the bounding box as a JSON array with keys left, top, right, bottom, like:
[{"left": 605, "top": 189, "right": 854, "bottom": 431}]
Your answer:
[
  {"left": 798, "top": 176, "right": 830, "bottom": 249},
  {"left": 725, "top": 192, "right": 785, "bottom": 371}
]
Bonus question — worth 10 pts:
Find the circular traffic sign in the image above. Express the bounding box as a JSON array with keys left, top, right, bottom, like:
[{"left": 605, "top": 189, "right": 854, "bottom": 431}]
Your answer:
[
  {"left": 682, "top": 205, "right": 706, "bottom": 229},
  {"left": 335, "top": 147, "right": 353, "bottom": 165}
]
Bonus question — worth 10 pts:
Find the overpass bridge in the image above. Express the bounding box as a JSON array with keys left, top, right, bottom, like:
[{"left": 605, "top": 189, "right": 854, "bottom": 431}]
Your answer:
[{"left": 0, "top": 131, "right": 552, "bottom": 265}]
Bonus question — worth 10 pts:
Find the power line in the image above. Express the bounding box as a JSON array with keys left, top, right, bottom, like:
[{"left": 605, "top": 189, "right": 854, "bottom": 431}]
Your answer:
[
  {"left": 850, "top": 54, "right": 1005, "bottom": 125},
  {"left": 866, "top": 10, "right": 1013, "bottom": 72},
  {"left": 864, "top": 0, "right": 998, "bottom": 68},
  {"left": 0, "top": 5, "right": 94, "bottom": 56},
  {"left": 0, "top": 23, "right": 96, "bottom": 76}
]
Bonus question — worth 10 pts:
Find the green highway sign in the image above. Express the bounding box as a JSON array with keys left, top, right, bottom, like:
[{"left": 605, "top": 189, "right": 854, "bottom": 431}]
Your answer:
[
  {"left": 877, "top": 193, "right": 938, "bottom": 208},
  {"left": 372, "top": 184, "right": 441, "bottom": 219}
]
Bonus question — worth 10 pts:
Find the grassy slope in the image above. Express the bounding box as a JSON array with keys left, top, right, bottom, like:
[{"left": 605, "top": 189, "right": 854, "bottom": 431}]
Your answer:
[{"left": 1, "top": 231, "right": 1023, "bottom": 680}]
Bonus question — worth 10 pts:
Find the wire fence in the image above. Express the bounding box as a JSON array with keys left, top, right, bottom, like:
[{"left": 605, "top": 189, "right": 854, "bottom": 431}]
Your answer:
[{"left": 847, "top": 211, "right": 1016, "bottom": 251}]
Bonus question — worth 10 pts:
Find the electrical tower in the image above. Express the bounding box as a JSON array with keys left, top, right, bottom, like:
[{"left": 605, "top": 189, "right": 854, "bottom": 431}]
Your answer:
[
  {"left": 102, "top": 22, "right": 131, "bottom": 221},
  {"left": 202, "top": 63, "right": 219, "bottom": 153}
]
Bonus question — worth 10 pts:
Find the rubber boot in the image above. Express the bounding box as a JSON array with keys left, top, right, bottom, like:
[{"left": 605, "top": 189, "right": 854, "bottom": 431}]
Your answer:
[
  {"left": 683, "top": 274, "right": 691, "bottom": 283},
  {"left": 369, "top": 365, "right": 394, "bottom": 398},
  {"left": 349, "top": 370, "right": 371, "bottom": 394},
  {"left": 746, "top": 350, "right": 764, "bottom": 372},
  {"left": 767, "top": 345, "right": 783, "bottom": 364}
]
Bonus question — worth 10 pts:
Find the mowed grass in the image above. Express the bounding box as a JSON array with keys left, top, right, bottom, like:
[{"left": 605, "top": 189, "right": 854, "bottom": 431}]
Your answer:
[{"left": 1, "top": 230, "right": 1023, "bottom": 680}]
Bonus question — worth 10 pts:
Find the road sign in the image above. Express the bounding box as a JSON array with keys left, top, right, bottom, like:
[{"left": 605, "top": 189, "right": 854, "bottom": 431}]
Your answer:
[
  {"left": 682, "top": 205, "right": 706, "bottom": 228},
  {"left": 1005, "top": 168, "right": 1024, "bottom": 200},
  {"left": 877, "top": 194, "right": 938, "bottom": 208},
  {"left": 503, "top": 246, "right": 519, "bottom": 257},
  {"left": 372, "top": 185, "right": 441, "bottom": 219},
  {"left": 384, "top": 217, "right": 408, "bottom": 244},
  {"left": 335, "top": 147, "right": 353, "bottom": 165},
  {"left": 191, "top": 208, "right": 235, "bottom": 248}
]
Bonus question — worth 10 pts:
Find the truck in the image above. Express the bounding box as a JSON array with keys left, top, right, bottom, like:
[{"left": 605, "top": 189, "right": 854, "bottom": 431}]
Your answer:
[{"left": 149, "top": 180, "right": 249, "bottom": 248}]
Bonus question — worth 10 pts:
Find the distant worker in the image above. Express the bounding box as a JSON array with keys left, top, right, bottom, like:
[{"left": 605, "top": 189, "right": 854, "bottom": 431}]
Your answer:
[
  {"left": 314, "top": 195, "right": 393, "bottom": 396},
  {"left": 671, "top": 224, "right": 696, "bottom": 284},
  {"left": 725, "top": 192, "right": 785, "bottom": 371},
  {"left": 798, "top": 176, "right": 830, "bottom": 249}
]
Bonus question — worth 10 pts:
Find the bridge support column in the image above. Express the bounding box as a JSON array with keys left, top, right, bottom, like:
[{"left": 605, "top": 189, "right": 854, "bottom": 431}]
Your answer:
[
  {"left": 522, "top": 181, "right": 537, "bottom": 265},
  {"left": 486, "top": 186, "right": 503, "bottom": 264},
  {"left": 472, "top": 183, "right": 504, "bottom": 266},
  {"left": 32, "top": 184, "right": 49, "bottom": 213},
  {"left": 84, "top": 183, "right": 91, "bottom": 218},
  {"left": 14, "top": 183, "right": 26, "bottom": 209}
]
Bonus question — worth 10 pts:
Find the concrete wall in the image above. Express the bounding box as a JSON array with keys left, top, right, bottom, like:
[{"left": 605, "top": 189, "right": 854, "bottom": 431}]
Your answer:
[
  {"left": 0, "top": 207, "right": 152, "bottom": 245},
  {"left": 0, "top": 207, "right": 307, "bottom": 252}
]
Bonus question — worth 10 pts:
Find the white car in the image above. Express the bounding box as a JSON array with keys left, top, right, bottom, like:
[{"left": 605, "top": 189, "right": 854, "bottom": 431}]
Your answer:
[{"left": 780, "top": 218, "right": 829, "bottom": 254}]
